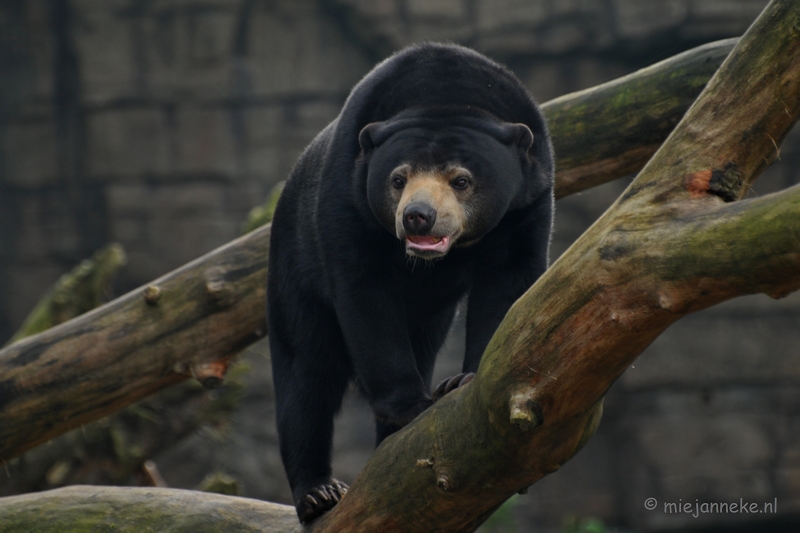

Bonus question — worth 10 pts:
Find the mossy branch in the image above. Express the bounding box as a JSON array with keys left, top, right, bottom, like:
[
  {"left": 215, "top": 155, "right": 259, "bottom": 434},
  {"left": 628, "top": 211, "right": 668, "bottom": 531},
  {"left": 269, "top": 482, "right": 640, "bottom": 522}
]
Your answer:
[
  {"left": 0, "top": 486, "right": 301, "bottom": 533},
  {"left": 6, "top": 243, "right": 127, "bottom": 345},
  {"left": 0, "top": 231, "right": 268, "bottom": 460},
  {"left": 545, "top": 38, "right": 737, "bottom": 198}
]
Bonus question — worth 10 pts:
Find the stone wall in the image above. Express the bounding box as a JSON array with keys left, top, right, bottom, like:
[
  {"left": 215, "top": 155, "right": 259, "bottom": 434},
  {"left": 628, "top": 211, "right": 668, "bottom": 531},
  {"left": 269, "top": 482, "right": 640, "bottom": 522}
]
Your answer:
[
  {"left": 0, "top": 0, "right": 370, "bottom": 334},
  {"left": 3, "top": 1, "right": 800, "bottom": 531}
]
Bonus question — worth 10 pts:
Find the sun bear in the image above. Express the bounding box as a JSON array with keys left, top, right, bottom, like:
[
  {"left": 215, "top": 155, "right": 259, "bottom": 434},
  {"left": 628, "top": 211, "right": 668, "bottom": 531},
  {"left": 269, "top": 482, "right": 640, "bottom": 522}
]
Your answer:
[{"left": 266, "top": 42, "right": 554, "bottom": 523}]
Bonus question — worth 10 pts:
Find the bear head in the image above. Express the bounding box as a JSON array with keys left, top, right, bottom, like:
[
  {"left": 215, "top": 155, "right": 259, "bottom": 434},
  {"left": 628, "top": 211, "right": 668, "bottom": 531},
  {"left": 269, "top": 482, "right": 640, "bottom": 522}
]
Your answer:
[{"left": 359, "top": 108, "right": 539, "bottom": 260}]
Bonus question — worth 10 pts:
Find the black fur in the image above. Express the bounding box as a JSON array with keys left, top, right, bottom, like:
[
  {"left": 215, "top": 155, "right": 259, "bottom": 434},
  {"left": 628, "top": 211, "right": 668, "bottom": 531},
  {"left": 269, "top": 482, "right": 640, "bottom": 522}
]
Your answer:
[{"left": 266, "top": 42, "right": 554, "bottom": 523}]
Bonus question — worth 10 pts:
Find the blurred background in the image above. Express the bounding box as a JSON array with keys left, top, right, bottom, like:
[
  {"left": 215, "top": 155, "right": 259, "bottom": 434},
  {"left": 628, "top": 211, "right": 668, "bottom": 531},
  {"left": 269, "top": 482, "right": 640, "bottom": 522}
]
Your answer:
[{"left": 2, "top": 0, "right": 800, "bottom": 531}]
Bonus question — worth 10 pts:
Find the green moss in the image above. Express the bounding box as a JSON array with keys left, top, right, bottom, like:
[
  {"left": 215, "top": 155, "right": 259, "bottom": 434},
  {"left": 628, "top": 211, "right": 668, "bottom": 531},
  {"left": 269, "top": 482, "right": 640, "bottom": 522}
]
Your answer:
[
  {"left": 7, "top": 243, "right": 127, "bottom": 345},
  {"left": 242, "top": 181, "right": 285, "bottom": 234}
]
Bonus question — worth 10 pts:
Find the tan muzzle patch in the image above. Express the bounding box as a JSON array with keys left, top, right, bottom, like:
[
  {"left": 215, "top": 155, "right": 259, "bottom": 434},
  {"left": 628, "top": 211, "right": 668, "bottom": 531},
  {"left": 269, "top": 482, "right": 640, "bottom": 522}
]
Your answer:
[{"left": 394, "top": 168, "right": 469, "bottom": 257}]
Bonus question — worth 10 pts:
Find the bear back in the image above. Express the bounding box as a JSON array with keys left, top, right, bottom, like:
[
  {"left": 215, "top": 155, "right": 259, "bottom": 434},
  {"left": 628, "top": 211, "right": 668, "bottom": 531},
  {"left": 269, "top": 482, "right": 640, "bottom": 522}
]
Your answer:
[{"left": 330, "top": 42, "right": 554, "bottom": 189}]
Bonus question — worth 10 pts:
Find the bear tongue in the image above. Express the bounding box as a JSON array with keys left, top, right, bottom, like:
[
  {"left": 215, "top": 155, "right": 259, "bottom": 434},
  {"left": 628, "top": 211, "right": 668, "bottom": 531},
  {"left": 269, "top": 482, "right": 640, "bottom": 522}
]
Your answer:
[
  {"left": 408, "top": 235, "right": 442, "bottom": 245},
  {"left": 406, "top": 235, "right": 450, "bottom": 252}
]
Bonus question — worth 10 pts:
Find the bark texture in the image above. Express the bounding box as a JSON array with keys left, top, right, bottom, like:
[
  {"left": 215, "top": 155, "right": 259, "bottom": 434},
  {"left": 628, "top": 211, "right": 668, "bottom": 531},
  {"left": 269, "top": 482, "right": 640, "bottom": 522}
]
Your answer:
[
  {"left": 0, "top": 486, "right": 301, "bottom": 533},
  {"left": 0, "top": 230, "right": 268, "bottom": 460},
  {"left": 546, "top": 37, "right": 737, "bottom": 198}
]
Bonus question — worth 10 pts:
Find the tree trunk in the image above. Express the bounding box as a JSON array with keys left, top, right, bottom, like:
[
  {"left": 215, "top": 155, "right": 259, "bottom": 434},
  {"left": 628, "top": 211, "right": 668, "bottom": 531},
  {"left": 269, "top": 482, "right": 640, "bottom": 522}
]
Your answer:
[{"left": 2, "top": 1, "right": 799, "bottom": 528}]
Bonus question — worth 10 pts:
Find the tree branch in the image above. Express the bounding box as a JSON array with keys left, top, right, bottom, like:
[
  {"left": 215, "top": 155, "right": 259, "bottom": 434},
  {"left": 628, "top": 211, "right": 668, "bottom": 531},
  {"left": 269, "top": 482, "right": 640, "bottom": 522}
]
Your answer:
[
  {"left": 652, "top": 183, "right": 800, "bottom": 306},
  {"left": 546, "top": 38, "right": 737, "bottom": 198},
  {"left": 0, "top": 231, "right": 268, "bottom": 460},
  {"left": 0, "top": 486, "right": 301, "bottom": 533}
]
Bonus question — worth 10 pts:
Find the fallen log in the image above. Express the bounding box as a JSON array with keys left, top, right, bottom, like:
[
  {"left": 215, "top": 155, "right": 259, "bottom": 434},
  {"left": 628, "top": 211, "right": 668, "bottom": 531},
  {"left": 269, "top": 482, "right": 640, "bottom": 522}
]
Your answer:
[{"left": 0, "top": 486, "right": 301, "bottom": 533}]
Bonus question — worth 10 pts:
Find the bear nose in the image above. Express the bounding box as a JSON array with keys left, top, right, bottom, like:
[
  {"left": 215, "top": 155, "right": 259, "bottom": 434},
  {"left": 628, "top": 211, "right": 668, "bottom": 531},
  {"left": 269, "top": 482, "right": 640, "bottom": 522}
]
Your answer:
[{"left": 403, "top": 202, "right": 437, "bottom": 235}]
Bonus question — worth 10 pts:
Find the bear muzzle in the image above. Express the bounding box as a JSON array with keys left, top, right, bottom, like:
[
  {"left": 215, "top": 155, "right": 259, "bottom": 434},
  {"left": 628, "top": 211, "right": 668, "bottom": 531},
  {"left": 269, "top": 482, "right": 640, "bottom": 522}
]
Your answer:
[
  {"left": 403, "top": 202, "right": 437, "bottom": 235},
  {"left": 393, "top": 172, "right": 467, "bottom": 258},
  {"left": 399, "top": 201, "right": 453, "bottom": 257}
]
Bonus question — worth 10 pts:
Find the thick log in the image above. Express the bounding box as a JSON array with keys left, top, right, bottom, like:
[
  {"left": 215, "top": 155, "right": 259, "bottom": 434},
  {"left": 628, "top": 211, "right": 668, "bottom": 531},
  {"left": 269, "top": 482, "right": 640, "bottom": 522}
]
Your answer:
[
  {"left": 0, "top": 372, "right": 244, "bottom": 496},
  {"left": 0, "top": 38, "right": 733, "bottom": 462},
  {"left": 0, "top": 230, "right": 268, "bottom": 460},
  {"left": 1, "top": 240, "right": 246, "bottom": 495},
  {"left": 0, "top": 486, "right": 301, "bottom": 533},
  {"left": 546, "top": 37, "right": 737, "bottom": 198}
]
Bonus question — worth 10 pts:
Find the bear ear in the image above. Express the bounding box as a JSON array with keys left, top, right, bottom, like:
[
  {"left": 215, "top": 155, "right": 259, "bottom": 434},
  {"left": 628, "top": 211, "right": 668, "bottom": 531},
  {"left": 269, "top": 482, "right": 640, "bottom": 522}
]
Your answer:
[
  {"left": 510, "top": 123, "right": 534, "bottom": 152},
  {"left": 359, "top": 122, "right": 382, "bottom": 153}
]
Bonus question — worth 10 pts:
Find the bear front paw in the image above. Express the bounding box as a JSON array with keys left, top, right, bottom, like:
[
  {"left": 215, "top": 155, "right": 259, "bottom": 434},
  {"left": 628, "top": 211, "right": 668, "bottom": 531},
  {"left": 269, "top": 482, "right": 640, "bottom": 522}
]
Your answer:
[
  {"left": 432, "top": 372, "right": 475, "bottom": 401},
  {"left": 296, "top": 479, "right": 349, "bottom": 524}
]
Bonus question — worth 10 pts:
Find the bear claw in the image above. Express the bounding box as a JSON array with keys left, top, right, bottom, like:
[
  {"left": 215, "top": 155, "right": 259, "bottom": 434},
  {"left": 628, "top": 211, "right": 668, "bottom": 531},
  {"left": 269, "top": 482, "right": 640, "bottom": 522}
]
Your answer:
[
  {"left": 432, "top": 372, "right": 475, "bottom": 401},
  {"left": 297, "top": 479, "right": 349, "bottom": 524}
]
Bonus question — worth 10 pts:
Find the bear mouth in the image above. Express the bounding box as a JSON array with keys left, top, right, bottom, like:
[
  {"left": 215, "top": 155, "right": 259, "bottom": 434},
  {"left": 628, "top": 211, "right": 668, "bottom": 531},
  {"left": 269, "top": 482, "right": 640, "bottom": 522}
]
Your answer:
[{"left": 405, "top": 235, "right": 452, "bottom": 257}]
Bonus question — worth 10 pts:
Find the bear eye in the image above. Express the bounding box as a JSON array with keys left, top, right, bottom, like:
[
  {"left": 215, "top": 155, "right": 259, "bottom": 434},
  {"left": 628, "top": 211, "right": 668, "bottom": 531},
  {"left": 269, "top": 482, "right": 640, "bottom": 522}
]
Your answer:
[
  {"left": 391, "top": 175, "right": 406, "bottom": 189},
  {"left": 451, "top": 176, "right": 470, "bottom": 190}
]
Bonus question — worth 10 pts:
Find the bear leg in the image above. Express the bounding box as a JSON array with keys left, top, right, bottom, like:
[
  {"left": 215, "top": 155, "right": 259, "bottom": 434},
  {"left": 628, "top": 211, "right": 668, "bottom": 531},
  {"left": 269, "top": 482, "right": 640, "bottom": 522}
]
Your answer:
[{"left": 271, "top": 317, "right": 352, "bottom": 523}]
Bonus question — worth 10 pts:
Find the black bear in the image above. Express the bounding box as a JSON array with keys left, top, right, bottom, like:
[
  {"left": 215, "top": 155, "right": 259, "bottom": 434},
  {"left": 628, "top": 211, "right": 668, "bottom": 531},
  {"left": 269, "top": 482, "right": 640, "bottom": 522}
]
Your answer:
[{"left": 267, "top": 42, "right": 554, "bottom": 523}]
